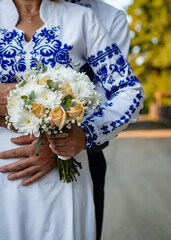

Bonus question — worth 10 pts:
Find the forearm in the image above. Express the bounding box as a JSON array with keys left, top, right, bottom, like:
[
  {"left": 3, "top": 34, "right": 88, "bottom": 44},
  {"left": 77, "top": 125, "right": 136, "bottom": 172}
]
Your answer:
[
  {"left": 82, "top": 84, "right": 144, "bottom": 149},
  {"left": 0, "top": 103, "right": 7, "bottom": 116},
  {"left": 0, "top": 82, "right": 16, "bottom": 116},
  {"left": 0, "top": 116, "right": 6, "bottom": 128}
]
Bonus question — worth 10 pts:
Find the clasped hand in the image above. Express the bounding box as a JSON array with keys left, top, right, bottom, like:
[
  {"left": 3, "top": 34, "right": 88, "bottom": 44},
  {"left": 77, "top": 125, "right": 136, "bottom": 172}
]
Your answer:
[
  {"left": 0, "top": 136, "right": 56, "bottom": 186},
  {"left": 0, "top": 125, "right": 86, "bottom": 186}
]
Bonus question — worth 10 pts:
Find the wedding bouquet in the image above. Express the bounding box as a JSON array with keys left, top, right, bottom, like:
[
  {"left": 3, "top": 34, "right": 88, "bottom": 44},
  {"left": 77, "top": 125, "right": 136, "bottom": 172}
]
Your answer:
[{"left": 6, "top": 63, "right": 101, "bottom": 183}]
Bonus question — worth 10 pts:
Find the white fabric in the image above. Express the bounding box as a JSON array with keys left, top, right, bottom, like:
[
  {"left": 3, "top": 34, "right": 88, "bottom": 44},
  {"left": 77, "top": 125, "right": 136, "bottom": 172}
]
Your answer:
[
  {"left": 0, "top": 126, "right": 95, "bottom": 240},
  {"left": 69, "top": 0, "right": 130, "bottom": 59}
]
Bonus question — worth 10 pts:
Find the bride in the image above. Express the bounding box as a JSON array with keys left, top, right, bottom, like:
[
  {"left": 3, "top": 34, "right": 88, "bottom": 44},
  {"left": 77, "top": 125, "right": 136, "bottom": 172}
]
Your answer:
[{"left": 0, "top": 0, "right": 144, "bottom": 239}]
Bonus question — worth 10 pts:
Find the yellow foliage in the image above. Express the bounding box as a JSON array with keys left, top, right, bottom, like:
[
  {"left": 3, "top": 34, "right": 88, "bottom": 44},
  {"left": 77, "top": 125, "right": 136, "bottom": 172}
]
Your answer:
[{"left": 128, "top": 0, "right": 171, "bottom": 111}]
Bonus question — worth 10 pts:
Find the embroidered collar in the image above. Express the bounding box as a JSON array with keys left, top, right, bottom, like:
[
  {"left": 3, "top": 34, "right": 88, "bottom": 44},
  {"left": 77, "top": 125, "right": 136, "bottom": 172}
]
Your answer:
[{"left": 1, "top": 0, "right": 61, "bottom": 27}]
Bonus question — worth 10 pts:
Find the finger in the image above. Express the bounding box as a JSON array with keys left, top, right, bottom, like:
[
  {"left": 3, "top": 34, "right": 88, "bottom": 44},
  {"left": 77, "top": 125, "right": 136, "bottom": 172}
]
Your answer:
[
  {"left": 11, "top": 135, "right": 37, "bottom": 145},
  {"left": 0, "top": 157, "right": 35, "bottom": 173},
  {"left": 49, "top": 143, "right": 72, "bottom": 153},
  {"left": 7, "top": 166, "right": 38, "bottom": 180},
  {"left": 48, "top": 138, "right": 70, "bottom": 146},
  {"left": 21, "top": 172, "right": 46, "bottom": 186},
  {"left": 0, "top": 146, "right": 30, "bottom": 159},
  {"left": 48, "top": 144, "right": 67, "bottom": 156}
]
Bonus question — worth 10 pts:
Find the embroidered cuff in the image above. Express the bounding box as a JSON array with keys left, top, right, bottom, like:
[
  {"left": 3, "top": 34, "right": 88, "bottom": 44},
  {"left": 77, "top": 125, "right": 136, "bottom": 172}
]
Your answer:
[{"left": 81, "top": 121, "right": 98, "bottom": 149}]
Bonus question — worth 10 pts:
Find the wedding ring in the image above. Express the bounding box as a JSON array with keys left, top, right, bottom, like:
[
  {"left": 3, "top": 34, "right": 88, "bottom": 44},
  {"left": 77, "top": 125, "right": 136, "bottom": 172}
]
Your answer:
[{"left": 55, "top": 133, "right": 68, "bottom": 139}]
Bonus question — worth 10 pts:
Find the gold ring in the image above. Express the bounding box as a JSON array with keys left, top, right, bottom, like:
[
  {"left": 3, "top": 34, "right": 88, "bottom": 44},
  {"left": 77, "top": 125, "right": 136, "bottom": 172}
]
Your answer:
[{"left": 55, "top": 133, "right": 68, "bottom": 139}]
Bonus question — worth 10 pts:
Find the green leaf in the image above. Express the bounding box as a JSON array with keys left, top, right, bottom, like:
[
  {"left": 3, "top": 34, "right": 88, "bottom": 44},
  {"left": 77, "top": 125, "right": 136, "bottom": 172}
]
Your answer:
[
  {"left": 23, "top": 99, "right": 33, "bottom": 108},
  {"left": 63, "top": 95, "right": 73, "bottom": 103},
  {"left": 18, "top": 79, "right": 27, "bottom": 88},
  {"left": 70, "top": 102, "right": 77, "bottom": 107},
  {"left": 35, "top": 136, "right": 44, "bottom": 156},
  {"left": 61, "top": 102, "right": 70, "bottom": 111},
  {"left": 29, "top": 91, "right": 35, "bottom": 101},
  {"left": 47, "top": 80, "right": 58, "bottom": 90},
  {"left": 14, "top": 75, "right": 20, "bottom": 82},
  {"left": 37, "top": 62, "right": 42, "bottom": 69},
  {"left": 51, "top": 82, "right": 58, "bottom": 90},
  {"left": 66, "top": 98, "right": 72, "bottom": 106},
  {"left": 47, "top": 80, "right": 53, "bottom": 87},
  {"left": 71, "top": 62, "right": 81, "bottom": 69},
  {"left": 21, "top": 95, "right": 28, "bottom": 100},
  {"left": 42, "top": 66, "right": 48, "bottom": 73}
]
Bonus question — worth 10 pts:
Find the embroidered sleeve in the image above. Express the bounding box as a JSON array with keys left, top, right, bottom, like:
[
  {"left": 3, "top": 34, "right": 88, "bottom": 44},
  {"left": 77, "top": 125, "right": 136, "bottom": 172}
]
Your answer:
[{"left": 81, "top": 10, "right": 145, "bottom": 149}]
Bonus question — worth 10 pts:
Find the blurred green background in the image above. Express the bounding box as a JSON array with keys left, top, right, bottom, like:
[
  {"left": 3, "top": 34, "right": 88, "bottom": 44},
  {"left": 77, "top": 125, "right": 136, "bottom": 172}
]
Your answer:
[{"left": 102, "top": 0, "right": 171, "bottom": 114}]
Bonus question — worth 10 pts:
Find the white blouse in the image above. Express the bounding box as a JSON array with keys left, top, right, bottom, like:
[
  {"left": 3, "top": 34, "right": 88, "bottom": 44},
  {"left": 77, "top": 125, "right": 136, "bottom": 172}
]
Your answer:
[
  {"left": 0, "top": 0, "right": 144, "bottom": 148},
  {"left": 69, "top": 0, "right": 131, "bottom": 59}
]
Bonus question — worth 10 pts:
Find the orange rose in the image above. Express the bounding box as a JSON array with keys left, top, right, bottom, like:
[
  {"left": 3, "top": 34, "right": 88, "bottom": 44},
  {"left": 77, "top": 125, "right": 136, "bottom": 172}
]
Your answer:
[
  {"left": 50, "top": 107, "right": 67, "bottom": 130},
  {"left": 67, "top": 101, "right": 84, "bottom": 121},
  {"left": 37, "top": 77, "right": 47, "bottom": 85},
  {"left": 31, "top": 102, "right": 46, "bottom": 118},
  {"left": 61, "top": 83, "right": 74, "bottom": 98},
  {"left": 8, "top": 94, "right": 19, "bottom": 107}
]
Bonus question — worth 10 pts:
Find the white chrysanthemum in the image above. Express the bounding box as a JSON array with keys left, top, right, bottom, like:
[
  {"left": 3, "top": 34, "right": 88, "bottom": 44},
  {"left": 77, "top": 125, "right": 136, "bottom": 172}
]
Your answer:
[
  {"left": 18, "top": 81, "right": 41, "bottom": 97},
  {"left": 7, "top": 94, "right": 24, "bottom": 120},
  {"left": 35, "top": 88, "right": 63, "bottom": 109},
  {"left": 13, "top": 110, "right": 41, "bottom": 137}
]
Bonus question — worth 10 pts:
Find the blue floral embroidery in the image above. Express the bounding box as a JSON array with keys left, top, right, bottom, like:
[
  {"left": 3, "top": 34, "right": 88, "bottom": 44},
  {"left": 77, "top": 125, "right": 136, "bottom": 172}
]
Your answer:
[
  {"left": 30, "top": 27, "right": 73, "bottom": 69},
  {"left": 109, "top": 55, "right": 128, "bottom": 77},
  {"left": 96, "top": 64, "right": 108, "bottom": 85},
  {"left": 105, "top": 102, "right": 113, "bottom": 107},
  {"left": 88, "top": 44, "right": 141, "bottom": 92},
  {"left": 101, "top": 125, "right": 110, "bottom": 135},
  {"left": 88, "top": 44, "right": 120, "bottom": 67},
  {"left": 0, "top": 29, "right": 26, "bottom": 83},
  {"left": 81, "top": 122, "right": 98, "bottom": 149}
]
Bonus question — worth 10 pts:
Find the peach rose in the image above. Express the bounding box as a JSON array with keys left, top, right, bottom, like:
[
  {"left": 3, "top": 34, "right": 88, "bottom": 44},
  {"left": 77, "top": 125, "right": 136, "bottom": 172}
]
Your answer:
[
  {"left": 31, "top": 102, "right": 46, "bottom": 118},
  {"left": 50, "top": 107, "right": 67, "bottom": 130},
  {"left": 8, "top": 94, "right": 19, "bottom": 107},
  {"left": 37, "top": 77, "right": 47, "bottom": 85},
  {"left": 67, "top": 101, "right": 84, "bottom": 121},
  {"left": 61, "top": 83, "right": 74, "bottom": 98}
]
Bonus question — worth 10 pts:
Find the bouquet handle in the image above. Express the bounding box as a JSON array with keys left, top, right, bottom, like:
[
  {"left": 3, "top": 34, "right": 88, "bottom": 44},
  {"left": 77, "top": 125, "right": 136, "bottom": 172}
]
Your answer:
[{"left": 58, "top": 155, "right": 70, "bottom": 161}]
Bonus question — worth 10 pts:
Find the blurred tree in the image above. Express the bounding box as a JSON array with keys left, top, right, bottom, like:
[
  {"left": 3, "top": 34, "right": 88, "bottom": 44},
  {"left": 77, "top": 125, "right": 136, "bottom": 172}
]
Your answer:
[{"left": 127, "top": 0, "right": 171, "bottom": 113}]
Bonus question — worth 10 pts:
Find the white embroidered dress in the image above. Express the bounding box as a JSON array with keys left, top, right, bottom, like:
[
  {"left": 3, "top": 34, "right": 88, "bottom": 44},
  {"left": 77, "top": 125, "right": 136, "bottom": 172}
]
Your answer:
[{"left": 0, "top": 0, "right": 144, "bottom": 240}]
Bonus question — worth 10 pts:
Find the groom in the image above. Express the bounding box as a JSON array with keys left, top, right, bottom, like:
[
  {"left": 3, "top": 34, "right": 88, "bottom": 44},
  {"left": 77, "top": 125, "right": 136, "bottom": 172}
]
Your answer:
[
  {"left": 70, "top": 1, "right": 131, "bottom": 239},
  {"left": 0, "top": 1, "right": 131, "bottom": 240}
]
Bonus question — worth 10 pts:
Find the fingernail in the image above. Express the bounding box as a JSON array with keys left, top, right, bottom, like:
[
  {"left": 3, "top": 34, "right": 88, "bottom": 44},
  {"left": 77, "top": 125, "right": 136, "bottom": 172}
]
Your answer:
[
  {"left": 8, "top": 176, "right": 14, "bottom": 180},
  {"left": 0, "top": 168, "right": 6, "bottom": 173}
]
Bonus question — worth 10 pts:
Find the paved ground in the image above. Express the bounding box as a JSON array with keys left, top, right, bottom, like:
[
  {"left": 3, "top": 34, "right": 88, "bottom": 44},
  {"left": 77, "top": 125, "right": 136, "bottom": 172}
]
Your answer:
[{"left": 101, "top": 120, "right": 171, "bottom": 240}]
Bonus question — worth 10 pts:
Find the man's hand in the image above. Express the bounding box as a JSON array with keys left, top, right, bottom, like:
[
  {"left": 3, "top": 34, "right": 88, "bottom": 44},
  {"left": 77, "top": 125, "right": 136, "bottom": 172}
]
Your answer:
[
  {"left": 0, "top": 135, "right": 57, "bottom": 186},
  {"left": 0, "top": 83, "right": 16, "bottom": 116},
  {"left": 47, "top": 124, "right": 86, "bottom": 157}
]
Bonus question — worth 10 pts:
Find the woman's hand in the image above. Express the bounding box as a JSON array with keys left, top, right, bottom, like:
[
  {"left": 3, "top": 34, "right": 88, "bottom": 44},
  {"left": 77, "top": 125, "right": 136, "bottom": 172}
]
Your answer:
[
  {"left": 47, "top": 124, "right": 86, "bottom": 157},
  {"left": 0, "top": 83, "right": 16, "bottom": 116},
  {"left": 0, "top": 135, "right": 57, "bottom": 186}
]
